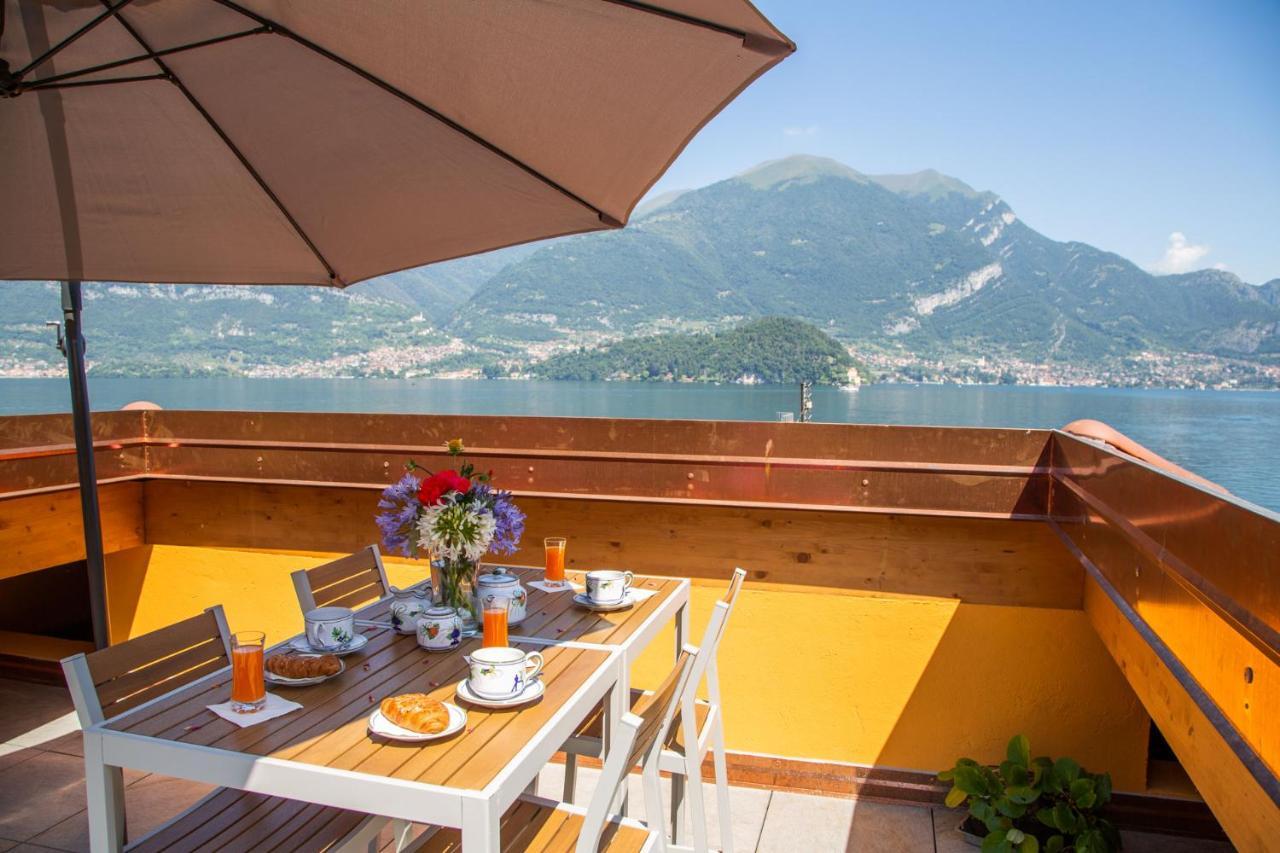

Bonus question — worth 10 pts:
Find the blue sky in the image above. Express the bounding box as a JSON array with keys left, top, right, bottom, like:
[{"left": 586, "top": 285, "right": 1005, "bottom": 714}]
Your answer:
[{"left": 648, "top": 0, "right": 1280, "bottom": 284}]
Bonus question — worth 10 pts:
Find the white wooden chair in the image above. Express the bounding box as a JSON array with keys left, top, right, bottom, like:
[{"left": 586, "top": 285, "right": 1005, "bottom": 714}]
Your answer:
[
  {"left": 402, "top": 644, "right": 701, "bottom": 852},
  {"left": 291, "top": 544, "right": 392, "bottom": 613},
  {"left": 61, "top": 605, "right": 386, "bottom": 852},
  {"left": 562, "top": 568, "right": 747, "bottom": 853}
]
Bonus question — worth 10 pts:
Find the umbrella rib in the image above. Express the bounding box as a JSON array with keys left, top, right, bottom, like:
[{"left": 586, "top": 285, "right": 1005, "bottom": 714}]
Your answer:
[
  {"left": 13, "top": 0, "right": 139, "bottom": 79},
  {"left": 25, "top": 27, "right": 269, "bottom": 89},
  {"left": 601, "top": 0, "right": 793, "bottom": 54},
  {"left": 209, "top": 0, "right": 624, "bottom": 228},
  {"left": 102, "top": 5, "right": 340, "bottom": 285},
  {"left": 24, "top": 73, "right": 169, "bottom": 92}
]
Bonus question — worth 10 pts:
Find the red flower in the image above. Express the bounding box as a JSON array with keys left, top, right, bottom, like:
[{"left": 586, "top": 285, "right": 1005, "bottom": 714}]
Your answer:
[{"left": 417, "top": 469, "right": 472, "bottom": 505}]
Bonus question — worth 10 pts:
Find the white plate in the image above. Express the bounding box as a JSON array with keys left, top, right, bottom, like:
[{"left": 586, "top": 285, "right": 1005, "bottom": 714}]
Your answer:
[
  {"left": 455, "top": 677, "right": 545, "bottom": 709},
  {"left": 368, "top": 702, "right": 466, "bottom": 742},
  {"left": 572, "top": 592, "right": 635, "bottom": 613},
  {"left": 288, "top": 632, "right": 369, "bottom": 657},
  {"left": 263, "top": 655, "right": 346, "bottom": 687}
]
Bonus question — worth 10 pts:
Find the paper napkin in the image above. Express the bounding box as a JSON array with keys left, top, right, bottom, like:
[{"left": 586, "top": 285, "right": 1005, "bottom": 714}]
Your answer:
[
  {"left": 207, "top": 692, "right": 302, "bottom": 728},
  {"left": 528, "top": 579, "right": 583, "bottom": 593}
]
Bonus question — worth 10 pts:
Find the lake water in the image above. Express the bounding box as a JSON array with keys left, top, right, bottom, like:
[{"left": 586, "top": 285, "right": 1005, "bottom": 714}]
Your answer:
[{"left": 2, "top": 377, "right": 1277, "bottom": 512}]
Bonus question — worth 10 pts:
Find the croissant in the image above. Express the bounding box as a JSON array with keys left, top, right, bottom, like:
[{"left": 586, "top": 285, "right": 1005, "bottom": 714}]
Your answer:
[
  {"left": 266, "top": 653, "right": 341, "bottom": 679},
  {"left": 380, "top": 693, "right": 450, "bottom": 734}
]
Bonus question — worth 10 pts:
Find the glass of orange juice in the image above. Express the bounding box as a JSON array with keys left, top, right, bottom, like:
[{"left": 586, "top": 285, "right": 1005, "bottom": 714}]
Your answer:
[
  {"left": 230, "top": 631, "right": 266, "bottom": 713},
  {"left": 481, "top": 595, "right": 510, "bottom": 648},
  {"left": 544, "top": 536, "right": 567, "bottom": 587}
]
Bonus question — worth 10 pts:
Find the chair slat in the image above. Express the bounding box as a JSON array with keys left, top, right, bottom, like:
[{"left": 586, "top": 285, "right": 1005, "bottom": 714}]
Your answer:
[
  {"left": 103, "top": 656, "right": 228, "bottom": 719},
  {"left": 306, "top": 547, "right": 381, "bottom": 590},
  {"left": 95, "top": 636, "right": 226, "bottom": 712},
  {"left": 311, "top": 567, "right": 383, "bottom": 607},
  {"left": 85, "top": 610, "right": 224, "bottom": 686},
  {"left": 628, "top": 649, "right": 692, "bottom": 766},
  {"left": 323, "top": 583, "right": 387, "bottom": 611}
]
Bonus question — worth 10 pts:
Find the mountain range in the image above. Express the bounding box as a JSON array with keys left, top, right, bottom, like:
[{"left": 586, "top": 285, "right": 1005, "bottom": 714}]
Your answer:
[{"left": 2, "top": 154, "right": 1277, "bottom": 385}]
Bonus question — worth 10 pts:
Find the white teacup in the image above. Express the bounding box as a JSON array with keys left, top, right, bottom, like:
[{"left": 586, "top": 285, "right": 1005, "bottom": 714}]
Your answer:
[
  {"left": 304, "top": 606, "right": 356, "bottom": 651},
  {"left": 585, "top": 570, "right": 633, "bottom": 605},
  {"left": 465, "top": 646, "right": 544, "bottom": 699}
]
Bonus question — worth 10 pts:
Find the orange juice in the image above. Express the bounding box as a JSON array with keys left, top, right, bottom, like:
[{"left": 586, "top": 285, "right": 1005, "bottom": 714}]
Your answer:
[
  {"left": 482, "top": 606, "right": 508, "bottom": 648},
  {"left": 545, "top": 537, "right": 566, "bottom": 583},
  {"left": 231, "top": 632, "right": 265, "bottom": 711}
]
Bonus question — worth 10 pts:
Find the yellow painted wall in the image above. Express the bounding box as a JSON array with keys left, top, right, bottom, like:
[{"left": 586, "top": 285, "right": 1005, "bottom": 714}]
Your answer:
[{"left": 104, "top": 544, "right": 1150, "bottom": 791}]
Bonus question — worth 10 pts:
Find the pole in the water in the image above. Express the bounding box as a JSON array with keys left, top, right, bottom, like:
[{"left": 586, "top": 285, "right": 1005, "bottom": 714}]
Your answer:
[{"left": 61, "top": 280, "right": 110, "bottom": 649}]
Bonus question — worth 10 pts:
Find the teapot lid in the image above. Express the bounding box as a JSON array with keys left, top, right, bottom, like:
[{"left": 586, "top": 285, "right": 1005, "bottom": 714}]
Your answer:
[
  {"left": 390, "top": 584, "right": 430, "bottom": 599},
  {"left": 475, "top": 566, "right": 518, "bottom": 588},
  {"left": 423, "top": 603, "right": 457, "bottom": 617}
]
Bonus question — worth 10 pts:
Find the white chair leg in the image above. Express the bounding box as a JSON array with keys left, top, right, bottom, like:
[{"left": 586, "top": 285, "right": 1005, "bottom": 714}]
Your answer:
[
  {"left": 642, "top": 752, "right": 669, "bottom": 853},
  {"left": 84, "top": 734, "right": 125, "bottom": 852},
  {"left": 684, "top": 747, "right": 709, "bottom": 853},
  {"left": 563, "top": 752, "right": 578, "bottom": 803},
  {"left": 711, "top": 716, "right": 733, "bottom": 853},
  {"left": 670, "top": 769, "right": 686, "bottom": 843}
]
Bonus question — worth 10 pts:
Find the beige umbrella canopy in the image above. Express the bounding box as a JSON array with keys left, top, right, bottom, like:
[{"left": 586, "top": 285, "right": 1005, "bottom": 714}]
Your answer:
[
  {"left": 0, "top": 0, "right": 792, "bottom": 647},
  {"left": 0, "top": 0, "right": 792, "bottom": 286}
]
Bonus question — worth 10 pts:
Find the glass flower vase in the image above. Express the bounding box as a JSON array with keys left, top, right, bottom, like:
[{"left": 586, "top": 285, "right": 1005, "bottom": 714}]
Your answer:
[{"left": 433, "top": 556, "right": 479, "bottom": 635}]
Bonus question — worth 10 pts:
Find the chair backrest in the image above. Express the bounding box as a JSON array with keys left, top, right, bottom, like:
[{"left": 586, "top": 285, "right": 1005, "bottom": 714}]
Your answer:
[
  {"left": 577, "top": 645, "right": 699, "bottom": 853},
  {"left": 291, "top": 545, "right": 390, "bottom": 613},
  {"left": 690, "top": 567, "right": 746, "bottom": 702},
  {"left": 61, "top": 606, "right": 232, "bottom": 726}
]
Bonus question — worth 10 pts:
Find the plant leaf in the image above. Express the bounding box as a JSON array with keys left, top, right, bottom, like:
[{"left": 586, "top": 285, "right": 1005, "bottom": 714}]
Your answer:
[
  {"left": 1036, "top": 808, "right": 1057, "bottom": 829},
  {"left": 1020, "top": 836, "right": 1040, "bottom": 853},
  {"left": 1007, "top": 734, "right": 1031, "bottom": 767},
  {"left": 1052, "top": 802, "right": 1077, "bottom": 835},
  {"left": 1006, "top": 785, "right": 1039, "bottom": 805},
  {"left": 1045, "top": 835, "right": 1064, "bottom": 853},
  {"left": 1053, "top": 757, "right": 1081, "bottom": 785},
  {"left": 981, "top": 829, "right": 1009, "bottom": 853},
  {"left": 938, "top": 769, "right": 955, "bottom": 782},
  {"left": 955, "top": 764, "right": 989, "bottom": 796},
  {"left": 946, "top": 785, "right": 968, "bottom": 808}
]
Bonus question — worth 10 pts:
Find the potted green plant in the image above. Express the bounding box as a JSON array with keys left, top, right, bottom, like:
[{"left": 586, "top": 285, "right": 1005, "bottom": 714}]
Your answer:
[{"left": 938, "top": 734, "right": 1122, "bottom": 853}]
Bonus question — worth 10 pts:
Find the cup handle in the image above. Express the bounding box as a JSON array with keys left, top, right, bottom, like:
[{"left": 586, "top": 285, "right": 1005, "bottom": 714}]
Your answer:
[
  {"left": 623, "top": 571, "right": 634, "bottom": 592},
  {"left": 524, "top": 651, "right": 544, "bottom": 681}
]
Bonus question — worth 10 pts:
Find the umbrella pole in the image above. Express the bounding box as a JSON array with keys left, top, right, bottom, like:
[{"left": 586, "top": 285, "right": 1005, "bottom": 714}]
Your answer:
[{"left": 61, "top": 280, "right": 110, "bottom": 649}]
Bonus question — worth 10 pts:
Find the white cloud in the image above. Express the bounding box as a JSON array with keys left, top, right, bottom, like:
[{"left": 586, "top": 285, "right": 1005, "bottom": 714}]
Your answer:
[
  {"left": 783, "top": 125, "right": 819, "bottom": 137},
  {"left": 1151, "top": 231, "right": 1210, "bottom": 274}
]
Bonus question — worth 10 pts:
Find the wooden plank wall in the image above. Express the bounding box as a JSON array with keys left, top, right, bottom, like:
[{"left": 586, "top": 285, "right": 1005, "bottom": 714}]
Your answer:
[
  {"left": 1051, "top": 432, "right": 1280, "bottom": 850},
  {"left": 0, "top": 481, "right": 145, "bottom": 580},
  {"left": 143, "top": 480, "right": 1081, "bottom": 608}
]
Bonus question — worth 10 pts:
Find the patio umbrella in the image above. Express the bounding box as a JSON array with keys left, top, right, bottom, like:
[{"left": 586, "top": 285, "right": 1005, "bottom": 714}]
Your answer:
[{"left": 0, "top": 0, "right": 793, "bottom": 647}]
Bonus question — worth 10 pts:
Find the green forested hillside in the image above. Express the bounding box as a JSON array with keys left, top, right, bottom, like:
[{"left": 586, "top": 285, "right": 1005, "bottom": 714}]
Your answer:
[{"left": 531, "top": 318, "right": 862, "bottom": 384}]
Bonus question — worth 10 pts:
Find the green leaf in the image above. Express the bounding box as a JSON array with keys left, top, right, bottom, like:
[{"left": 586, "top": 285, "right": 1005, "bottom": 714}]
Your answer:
[
  {"left": 995, "top": 798, "right": 1027, "bottom": 819},
  {"left": 945, "top": 785, "right": 968, "bottom": 808},
  {"left": 1006, "top": 785, "right": 1039, "bottom": 805},
  {"left": 1095, "top": 772, "right": 1113, "bottom": 806},
  {"left": 981, "top": 829, "right": 1011, "bottom": 853},
  {"left": 1035, "top": 808, "right": 1057, "bottom": 829},
  {"left": 1006, "top": 828, "right": 1026, "bottom": 844},
  {"left": 1052, "top": 802, "right": 1077, "bottom": 835},
  {"left": 1053, "top": 757, "right": 1081, "bottom": 785},
  {"left": 938, "top": 769, "right": 955, "bottom": 782},
  {"left": 970, "top": 800, "right": 994, "bottom": 822},
  {"left": 1045, "top": 836, "right": 1064, "bottom": 853},
  {"left": 955, "top": 764, "right": 989, "bottom": 796},
  {"left": 1019, "top": 835, "right": 1040, "bottom": 853},
  {"left": 1070, "top": 778, "right": 1096, "bottom": 806},
  {"left": 1007, "top": 734, "right": 1031, "bottom": 768}
]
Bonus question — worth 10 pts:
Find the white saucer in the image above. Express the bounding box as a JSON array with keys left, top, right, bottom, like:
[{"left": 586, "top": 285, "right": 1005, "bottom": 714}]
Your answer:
[
  {"left": 263, "top": 655, "right": 346, "bottom": 687},
  {"left": 288, "top": 633, "right": 369, "bottom": 657},
  {"left": 455, "top": 678, "right": 545, "bottom": 709},
  {"left": 572, "top": 592, "right": 635, "bottom": 613},
  {"left": 368, "top": 702, "right": 466, "bottom": 742}
]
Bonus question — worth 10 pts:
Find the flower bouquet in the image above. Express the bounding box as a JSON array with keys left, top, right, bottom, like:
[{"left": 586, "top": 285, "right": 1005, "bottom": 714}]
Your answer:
[{"left": 375, "top": 439, "right": 525, "bottom": 623}]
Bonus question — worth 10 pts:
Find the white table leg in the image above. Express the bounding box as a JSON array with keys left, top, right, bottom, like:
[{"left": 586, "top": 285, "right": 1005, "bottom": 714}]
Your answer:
[
  {"left": 84, "top": 731, "right": 124, "bottom": 852},
  {"left": 610, "top": 654, "right": 630, "bottom": 815},
  {"left": 461, "top": 796, "right": 501, "bottom": 853}
]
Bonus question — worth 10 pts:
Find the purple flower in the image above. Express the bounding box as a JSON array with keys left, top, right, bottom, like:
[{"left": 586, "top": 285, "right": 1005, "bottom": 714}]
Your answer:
[
  {"left": 473, "top": 483, "right": 525, "bottom": 555},
  {"left": 376, "top": 472, "right": 422, "bottom": 557}
]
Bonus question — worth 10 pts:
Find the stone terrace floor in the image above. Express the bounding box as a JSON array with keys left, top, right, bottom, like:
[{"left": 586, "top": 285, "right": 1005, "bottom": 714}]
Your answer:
[{"left": 0, "top": 678, "right": 1230, "bottom": 852}]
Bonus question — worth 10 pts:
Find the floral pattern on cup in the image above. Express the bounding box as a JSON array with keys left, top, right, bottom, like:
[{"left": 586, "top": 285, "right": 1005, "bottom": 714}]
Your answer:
[
  {"left": 465, "top": 647, "right": 543, "bottom": 700},
  {"left": 585, "top": 570, "right": 633, "bottom": 605},
  {"left": 304, "top": 607, "right": 356, "bottom": 651}
]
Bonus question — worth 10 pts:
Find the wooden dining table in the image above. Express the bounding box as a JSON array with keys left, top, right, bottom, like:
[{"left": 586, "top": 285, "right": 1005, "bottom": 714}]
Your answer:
[{"left": 84, "top": 568, "right": 690, "bottom": 851}]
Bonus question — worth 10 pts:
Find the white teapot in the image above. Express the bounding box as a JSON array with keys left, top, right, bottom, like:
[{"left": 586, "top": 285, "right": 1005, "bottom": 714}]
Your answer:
[{"left": 470, "top": 566, "right": 528, "bottom": 626}]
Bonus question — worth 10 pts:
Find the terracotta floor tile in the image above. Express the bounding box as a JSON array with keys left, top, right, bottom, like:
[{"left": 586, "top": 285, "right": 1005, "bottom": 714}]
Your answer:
[
  {"left": 29, "top": 776, "right": 215, "bottom": 852},
  {"left": 0, "top": 681, "right": 72, "bottom": 744},
  {"left": 0, "top": 752, "right": 87, "bottom": 842}
]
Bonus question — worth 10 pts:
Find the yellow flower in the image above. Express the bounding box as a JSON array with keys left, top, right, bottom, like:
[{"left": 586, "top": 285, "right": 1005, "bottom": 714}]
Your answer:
[{"left": 446, "top": 438, "right": 465, "bottom": 455}]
